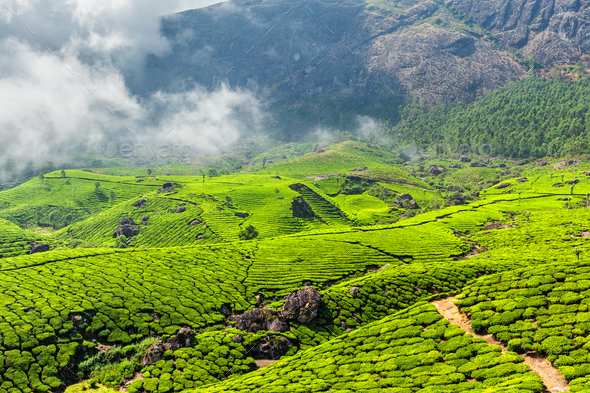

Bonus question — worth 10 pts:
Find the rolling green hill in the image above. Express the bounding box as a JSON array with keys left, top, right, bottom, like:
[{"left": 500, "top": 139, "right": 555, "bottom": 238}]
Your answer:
[{"left": 2, "top": 141, "right": 590, "bottom": 393}]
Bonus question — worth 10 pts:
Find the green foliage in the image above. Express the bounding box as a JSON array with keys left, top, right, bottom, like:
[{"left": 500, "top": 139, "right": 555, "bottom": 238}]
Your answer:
[
  {"left": 238, "top": 225, "right": 258, "bottom": 241},
  {"left": 391, "top": 76, "right": 590, "bottom": 158}
]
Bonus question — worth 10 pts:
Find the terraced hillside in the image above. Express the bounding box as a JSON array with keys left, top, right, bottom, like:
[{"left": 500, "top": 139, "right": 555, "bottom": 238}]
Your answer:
[{"left": 3, "top": 143, "right": 590, "bottom": 393}]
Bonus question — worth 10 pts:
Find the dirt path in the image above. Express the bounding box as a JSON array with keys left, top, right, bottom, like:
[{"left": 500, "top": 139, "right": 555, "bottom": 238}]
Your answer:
[
  {"left": 255, "top": 359, "right": 279, "bottom": 368},
  {"left": 432, "top": 297, "right": 569, "bottom": 393}
]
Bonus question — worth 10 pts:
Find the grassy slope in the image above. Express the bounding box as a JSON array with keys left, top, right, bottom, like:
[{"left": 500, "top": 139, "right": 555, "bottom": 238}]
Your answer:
[{"left": 5, "top": 144, "right": 590, "bottom": 392}]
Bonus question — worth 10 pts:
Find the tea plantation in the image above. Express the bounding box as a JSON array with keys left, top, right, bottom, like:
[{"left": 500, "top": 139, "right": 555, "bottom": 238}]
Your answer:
[{"left": 1, "top": 143, "right": 590, "bottom": 392}]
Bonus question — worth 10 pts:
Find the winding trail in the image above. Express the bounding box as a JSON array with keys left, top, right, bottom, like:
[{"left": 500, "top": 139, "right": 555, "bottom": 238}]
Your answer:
[{"left": 432, "top": 297, "right": 569, "bottom": 393}]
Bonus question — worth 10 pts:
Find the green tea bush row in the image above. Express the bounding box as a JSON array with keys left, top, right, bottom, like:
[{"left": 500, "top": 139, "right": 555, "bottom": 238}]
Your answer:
[
  {"left": 193, "top": 304, "right": 544, "bottom": 393},
  {"left": 455, "top": 261, "right": 590, "bottom": 389}
]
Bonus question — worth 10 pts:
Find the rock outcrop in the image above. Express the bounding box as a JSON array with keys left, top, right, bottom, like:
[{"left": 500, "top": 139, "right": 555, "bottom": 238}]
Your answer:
[
  {"left": 132, "top": 198, "right": 148, "bottom": 208},
  {"left": 428, "top": 165, "right": 446, "bottom": 176},
  {"left": 29, "top": 243, "right": 50, "bottom": 255},
  {"left": 449, "top": 0, "right": 590, "bottom": 67},
  {"left": 147, "top": 0, "right": 527, "bottom": 138},
  {"left": 142, "top": 327, "right": 195, "bottom": 365},
  {"left": 249, "top": 336, "right": 293, "bottom": 360},
  {"left": 395, "top": 193, "right": 420, "bottom": 209},
  {"left": 281, "top": 286, "right": 324, "bottom": 323},
  {"left": 234, "top": 308, "right": 289, "bottom": 333}
]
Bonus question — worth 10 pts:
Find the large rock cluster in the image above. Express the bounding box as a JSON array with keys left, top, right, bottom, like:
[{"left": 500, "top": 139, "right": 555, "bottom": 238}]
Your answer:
[
  {"left": 232, "top": 286, "right": 324, "bottom": 333},
  {"left": 113, "top": 218, "right": 140, "bottom": 239}
]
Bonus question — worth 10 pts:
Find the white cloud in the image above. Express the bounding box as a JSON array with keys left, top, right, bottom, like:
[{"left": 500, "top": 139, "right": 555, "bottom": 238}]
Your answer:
[{"left": 0, "top": 0, "right": 264, "bottom": 179}]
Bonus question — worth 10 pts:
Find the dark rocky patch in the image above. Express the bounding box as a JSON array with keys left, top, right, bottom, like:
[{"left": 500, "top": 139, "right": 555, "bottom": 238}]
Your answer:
[
  {"left": 132, "top": 198, "right": 148, "bottom": 207},
  {"left": 281, "top": 286, "right": 324, "bottom": 323},
  {"left": 29, "top": 243, "right": 50, "bottom": 255},
  {"left": 250, "top": 336, "right": 293, "bottom": 360}
]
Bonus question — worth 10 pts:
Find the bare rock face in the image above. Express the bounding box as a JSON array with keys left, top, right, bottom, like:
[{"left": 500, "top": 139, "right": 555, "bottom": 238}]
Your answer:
[
  {"left": 142, "top": 327, "right": 195, "bottom": 366},
  {"left": 119, "top": 217, "right": 136, "bottom": 226},
  {"left": 165, "top": 327, "right": 195, "bottom": 351},
  {"left": 281, "top": 286, "right": 324, "bottom": 323},
  {"left": 148, "top": 0, "right": 526, "bottom": 138},
  {"left": 250, "top": 335, "right": 293, "bottom": 360},
  {"left": 29, "top": 243, "right": 50, "bottom": 255},
  {"left": 448, "top": 0, "right": 590, "bottom": 66},
  {"left": 495, "top": 183, "right": 511, "bottom": 189},
  {"left": 428, "top": 165, "right": 446, "bottom": 176},
  {"left": 236, "top": 308, "right": 281, "bottom": 333},
  {"left": 132, "top": 198, "right": 148, "bottom": 207},
  {"left": 142, "top": 342, "right": 164, "bottom": 366},
  {"left": 266, "top": 319, "right": 290, "bottom": 333},
  {"left": 113, "top": 224, "right": 140, "bottom": 238}
]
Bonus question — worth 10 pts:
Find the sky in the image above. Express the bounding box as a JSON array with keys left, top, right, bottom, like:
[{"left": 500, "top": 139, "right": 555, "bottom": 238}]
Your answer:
[{"left": 0, "top": 0, "right": 263, "bottom": 178}]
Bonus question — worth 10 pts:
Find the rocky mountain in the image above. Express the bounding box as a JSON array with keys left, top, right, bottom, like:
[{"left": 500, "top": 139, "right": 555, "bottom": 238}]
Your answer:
[
  {"left": 140, "top": 0, "right": 588, "bottom": 138},
  {"left": 449, "top": 0, "right": 590, "bottom": 66}
]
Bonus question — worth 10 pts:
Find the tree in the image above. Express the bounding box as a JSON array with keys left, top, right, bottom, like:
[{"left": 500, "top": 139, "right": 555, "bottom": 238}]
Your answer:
[
  {"left": 95, "top": 182, "right": 101, "bottom": 193},
  {"left": 36, "top": 211, "right": 43, "bottom": 225},
  {"left": 202, "top": 174, "right": 205, "bottom": 184},
  {"left": 65, "top": 213, "right": 73, "bottom": 225},
  {"left": 147, "top": 168, "right": 152, "bottom": 176},
  {"left": 109, "top": 189, "right": 115, "bottom": 206},
  {"left": 274, "top": 188, "right": 280, "bottom": 196},
  {"left": 38, "top": 171, "right": 44, "bottom": 184},
  {"left": 262, "top": 157, "right": 267, "bottom": 169},
  {"left": 48, "top": 210, "right": 58, "bottom": 229},
  {"left": 115, "top": 235, "right": 128, "bottom": 249},
  {"left": 238, "top": 225, "right": 258, "bottom": 240},
  {"left": 208, "top": 169, "right": 219, "bottom": 177},
  {"left": 574, "top": 247, "right": 583, "bottom": 261},
  {"left": 60, "top": 170, "right": 66, "bottom": 178}
]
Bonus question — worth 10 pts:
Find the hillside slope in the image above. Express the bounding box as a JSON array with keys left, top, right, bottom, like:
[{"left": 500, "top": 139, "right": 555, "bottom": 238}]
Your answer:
[
  {"left": 450, "top": 0, "right": 590, "bottom": 66},
  {"left": 143, "top": 0, "right": 527, "bottom": 136}
]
